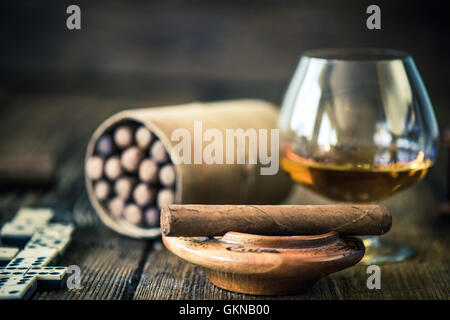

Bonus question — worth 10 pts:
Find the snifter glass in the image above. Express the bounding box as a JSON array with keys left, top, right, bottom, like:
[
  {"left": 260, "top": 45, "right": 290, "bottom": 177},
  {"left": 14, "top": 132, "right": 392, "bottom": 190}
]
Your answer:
[{"left": 279, "top": 48, "right": 439, "bottom": 264}]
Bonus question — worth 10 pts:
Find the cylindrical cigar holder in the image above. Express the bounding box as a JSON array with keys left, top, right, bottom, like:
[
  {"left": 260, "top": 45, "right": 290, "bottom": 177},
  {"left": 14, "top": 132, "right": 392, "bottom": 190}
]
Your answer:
[{"left": 85, "top": 99, "right": 293, "bottom": 238}]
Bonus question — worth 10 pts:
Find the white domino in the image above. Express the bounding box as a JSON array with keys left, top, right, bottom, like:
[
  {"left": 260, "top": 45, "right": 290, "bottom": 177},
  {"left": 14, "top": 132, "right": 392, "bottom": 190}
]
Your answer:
[
  {"left": 25, "top": 223, "right": 74, "bottom": 255},
  {"left": 26, "top": 266, "right": 67, "bottom": 279},
  {"left": 0, "top": 275, "right": 37, "bottom": 300},
  {"left": 8, "top": 248, "right": 59, "bottom": 267},
  {"left": 25, "top": 235, "right": 71, "bottom": 254},
  {"left": 0, "top": 223, "right": 35, "bottom": 237},
  {"left": 0, "top": 247, "right": 19, "bottom": 266},
  {"left": 0, "top": 266, "right": 30, "bottom": 278},
  {"left": 35, "top": 223, "right": 74, "bottom": 239},
  {"left": 12, "top": 207, "right": 54, "bottom": 226},
  {"left": 0, "top": 223, "right": 36, "bottom": 246},
  {"left": 0, "top": 207, "right": 74, "bottom": 299}
]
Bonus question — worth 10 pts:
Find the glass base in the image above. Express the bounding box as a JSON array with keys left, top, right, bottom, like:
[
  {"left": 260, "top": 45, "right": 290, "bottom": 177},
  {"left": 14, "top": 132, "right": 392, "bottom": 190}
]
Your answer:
[{"left": 359, "top": 236, "right": 416, "bottom": 265}]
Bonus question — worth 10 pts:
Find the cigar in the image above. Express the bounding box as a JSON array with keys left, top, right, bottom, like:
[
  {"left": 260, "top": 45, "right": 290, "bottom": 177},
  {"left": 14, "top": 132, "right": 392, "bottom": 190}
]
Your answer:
[
  {"left": 94, "top": 179, "right": 111, "bottom": 201},
  {"left": 114, "top": 125, "right": 134, "bottom": 149},
  {"left": 159, "top": 164, "right": 176, "bottom": 187},
  {"left": 144, "top": 207, "right": 160, "bottom": 227},
  {"left": 133, "top": 183, "right": 156, "bottom": 207},
  {"left": 108, "top": 196, "right": 125, "bottom": 218},
  {"left": 86, "top": 156, "right": 104, "bottom": 180},
  {"left": 121, "top": 146, "right": 143, "bottom": 172},
  {"left": 123, "top": 204, "right": 143, "bottom": 225},
  {"left": 135, "top": 126, "right": 154, "bottom": 149},
  {"left": 104, "top": 156, "right": 123, "bottom": 180},
  {"left": 0, "top": 155, "right": 55, "bottom": 189},
  {"left": 96, "top": 135, "right": 115, "bottom": 157},
  {"left": 157, "top": 189, "right": 175, "bottom": 209},
  {"left": 161, "top": 204, "right": 392, "bottom": 237},
  {"left": 139, "top": 159, "right": 159, "bottom": 183},
  {"left": 114, "top": 176, "right": 136, "bottom": 200},
  {"left": 150, "top": 140, "right": 169, "bottom": 164}
]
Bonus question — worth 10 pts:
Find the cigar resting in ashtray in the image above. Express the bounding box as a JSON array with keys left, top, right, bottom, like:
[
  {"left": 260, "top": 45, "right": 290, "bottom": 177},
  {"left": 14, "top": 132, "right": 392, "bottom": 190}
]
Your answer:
[{"left": 161, "top": 204, "right": 391, "bottom": 237}]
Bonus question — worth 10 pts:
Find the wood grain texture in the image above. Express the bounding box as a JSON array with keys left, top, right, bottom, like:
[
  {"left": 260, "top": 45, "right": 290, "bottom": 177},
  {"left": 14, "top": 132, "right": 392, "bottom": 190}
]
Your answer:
[{"left": 34, "top": 224, "right": 148, "bottom": 300}]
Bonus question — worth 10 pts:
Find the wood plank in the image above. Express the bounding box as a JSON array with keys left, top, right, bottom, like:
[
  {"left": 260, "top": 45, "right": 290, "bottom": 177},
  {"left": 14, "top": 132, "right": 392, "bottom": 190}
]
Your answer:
[{"left": 34, "top": 224, "right": 148, "bottom": 300}]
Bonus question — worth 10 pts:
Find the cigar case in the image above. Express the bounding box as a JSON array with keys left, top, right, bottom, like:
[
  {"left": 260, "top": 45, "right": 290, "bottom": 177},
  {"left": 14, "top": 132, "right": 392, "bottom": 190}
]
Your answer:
[{"left": 85, "top": 99, "right": 293, "bottom": 238}]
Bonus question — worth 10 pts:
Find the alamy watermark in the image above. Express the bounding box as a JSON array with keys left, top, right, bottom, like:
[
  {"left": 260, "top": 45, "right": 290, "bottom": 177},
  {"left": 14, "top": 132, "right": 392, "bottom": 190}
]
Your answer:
[
  {"left": 170, "top": 121, "right": 280, "bottom": 175},
  {"left": 66, "top": 265, "right": 82, "bottom": 289},
  {"left": 66, "top": 5, "right": 81, "bottom": 30},
  {"left": 366, "top": 265, "right": 381, "bottom": 289},
  {"left": 366, "top": 5, "right": 381, "bottom": 30}
]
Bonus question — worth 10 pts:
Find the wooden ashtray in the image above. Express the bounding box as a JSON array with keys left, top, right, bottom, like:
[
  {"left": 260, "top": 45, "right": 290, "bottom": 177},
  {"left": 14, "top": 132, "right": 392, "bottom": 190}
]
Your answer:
[{"left": 162, "top": 231, "right": 365, "bottom": 295}]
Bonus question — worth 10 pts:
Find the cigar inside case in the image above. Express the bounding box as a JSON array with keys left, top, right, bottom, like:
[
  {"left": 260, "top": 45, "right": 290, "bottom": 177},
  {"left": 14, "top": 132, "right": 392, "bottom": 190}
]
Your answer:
[{"left": 85, "top": 100, "right": 293, "bottom": 238}]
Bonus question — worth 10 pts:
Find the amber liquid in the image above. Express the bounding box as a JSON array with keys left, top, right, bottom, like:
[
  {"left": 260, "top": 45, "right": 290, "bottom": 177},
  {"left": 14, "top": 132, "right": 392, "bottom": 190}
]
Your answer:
[{"left": 281, "top": 147, "right": 432, "bottom": 202}]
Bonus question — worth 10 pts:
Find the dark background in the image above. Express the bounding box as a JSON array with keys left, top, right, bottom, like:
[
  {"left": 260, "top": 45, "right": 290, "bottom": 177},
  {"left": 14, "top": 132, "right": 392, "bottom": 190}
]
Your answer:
[
  {"left": 0, "top": 0, "right": 449, "bottom": 183},
  {"left": 1, "top": 1, "right": 449, "bottom": 98}
]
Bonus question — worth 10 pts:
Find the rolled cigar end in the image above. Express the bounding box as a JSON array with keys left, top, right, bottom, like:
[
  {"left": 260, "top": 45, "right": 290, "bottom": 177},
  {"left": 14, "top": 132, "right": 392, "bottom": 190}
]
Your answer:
[
  {"left": 104, "top": 156, "right": 123, "bottom": 180},
  {"left": 161, "top": 204, "right": 392, "bottom": 237},
  {"left": 160, "top": 206, "right": 172, "bottom": 235},
  {"left": 114, "top": 177, "right": 136, "bottom": 200},
  {"left": 123, "top": 204, "right": 143, "bottom": 225},
  {"left": 159, "top": 164, "right": 176, "bottom": 187},
  {"left": 86, "top": 157, "right": 104, "bottom": 180},
  {"left": 94, "top": 180, "right": 111, "bottom": 201},
  {"left": 133, "top": 183, "right": 156, "bottom": 207},
  {"left": 114, "top": 125, "right": 134, "bottom": 149},
  {"left": 96, "top": 135, "right": 115, "bottom": 157},
  {"left": 121, "top": 146, "right": 143, "bottom": 172},
  {"left": 377, "top": 204, "right": 392, "bottom": 235},
  {"left": 150, "top": 140, "right": 169, "bottom": 164},
  {"left": 109, "top": 197, "right": 125, "bottom": 218},
  {"left": 145, "top": 207, "right": 160, "bottom": 227},
  {"left": 139, "top": 159, "right": 159, "bottom": 183},
  {"left": 135, "top": 126, "right": 153, "bottom": 149}
]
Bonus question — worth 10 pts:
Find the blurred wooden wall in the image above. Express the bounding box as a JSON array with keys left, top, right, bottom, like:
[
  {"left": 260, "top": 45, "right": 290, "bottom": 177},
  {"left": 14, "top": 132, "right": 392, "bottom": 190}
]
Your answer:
[{"left": 0, "top": 0, "right": 448, "bottom": 179}]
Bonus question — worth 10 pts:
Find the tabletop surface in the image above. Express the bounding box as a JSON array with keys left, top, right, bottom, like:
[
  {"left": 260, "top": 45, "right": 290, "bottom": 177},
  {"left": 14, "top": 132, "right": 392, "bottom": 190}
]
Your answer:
[{"left": 0, "top": 93, "right": 448, "bottom": 300}]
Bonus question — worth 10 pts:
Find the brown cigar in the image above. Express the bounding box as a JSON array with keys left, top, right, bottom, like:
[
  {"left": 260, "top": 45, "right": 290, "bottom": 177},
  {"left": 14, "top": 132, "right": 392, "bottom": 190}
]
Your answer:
[
  {"left": 123, "top": 204, "right": 143, "bottom": 225},
  {"left": 104, "top": 156, "right": 123, "bottom": 180},
  {"left": 159, "top": 164, "right": 176, "bottom": 187},
  {"left": 94, "top": 179, "right": 111, "bottom": 201},
  {"left": 144, "top": 207, "right": 160, "bottom": 227},
  {"left": 161, "top": 204, "right": 392, "bottom": 237},
  {"left": 139, "top": 159, "right": 159, "bottom": 183},
  {"left": 150, "top": 140, "right": 169, "bottom": 164},
  {"left": 108, "top": 196, "right": 125, "bottom": 218},
  {"left": 86, "top": 156, "right": 104, "bottom": 180},
  {"left": 96, "top": 135, "right": 116, "bottom": 157},
  {"left": 135, "top": 126, "right": 154, "bottom": 149},
  {"left": 114, "top": 176, "right": 136, "bottom": 200},
  {"left": 121, "top": 146, "right": 143, "bottom": 172},
  {"left": 133, "top": 183, "right": 156, "bottom": 207},
  {"left": 114, "top": 125, "right": 134, "bottom": 149}
]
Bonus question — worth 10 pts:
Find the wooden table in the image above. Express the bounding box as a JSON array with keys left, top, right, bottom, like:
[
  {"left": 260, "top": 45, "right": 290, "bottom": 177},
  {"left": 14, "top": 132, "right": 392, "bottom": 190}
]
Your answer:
[{"left": 0, "top": 93, "right": 448, "bottom": 300}]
